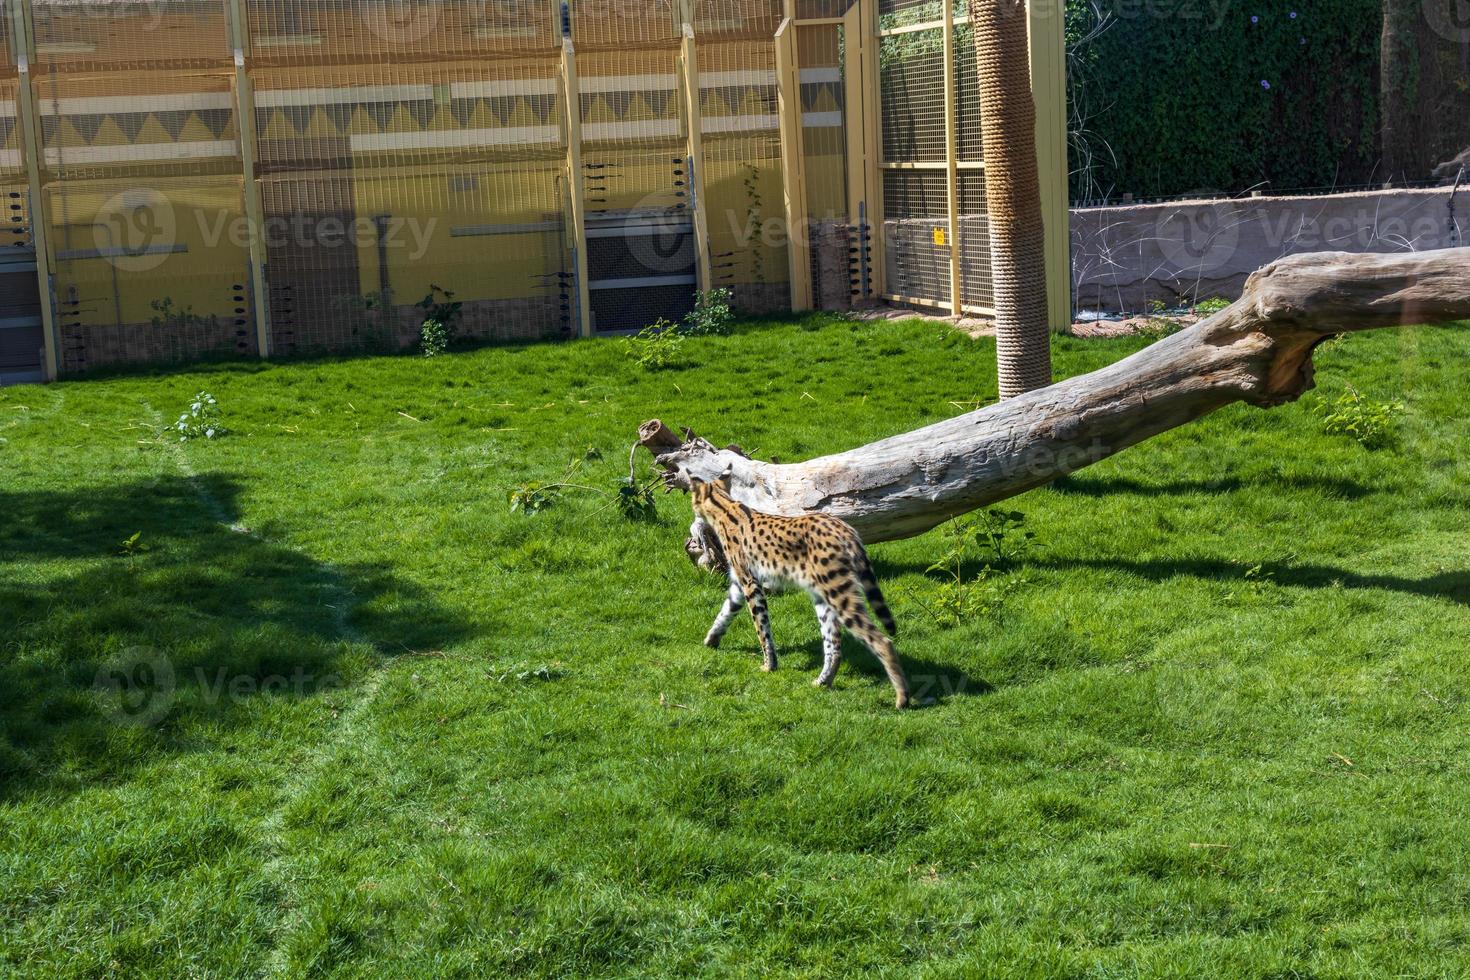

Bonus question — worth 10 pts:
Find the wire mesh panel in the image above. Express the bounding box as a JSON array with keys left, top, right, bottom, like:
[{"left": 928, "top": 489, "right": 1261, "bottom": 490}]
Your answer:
[
  {"left": 251, "top": 55, "right": 569, "bottom": 354},
  {"left": 875, "top": 0, "right": 994, "bottom": 313},
  {"left": 694, "top": 0, "right": 780, "bottom": 38},
  {"left": 957, "top": 170, "right": 991, "bottom": 308},
  {"left": 30, "top": 0, "right": 234, "bottom": 73},
  {"left": 30, "top": 0, "right": 256, "bottom": 373},
  {"left": 1, "top": 0, "right": 16, "bottom": 78},
  {"left": 576, "top": 46, "right": 697, "bottom": 332},
  {"left": 0, "top": 69, "right": 44, "bottom": 381},
  {"left": 877, "top": 0, "right": 943, "bottom": 28},
  {"left": 879, "top": 30, "right": 945, "bottom": 165},
  {"left": 954, "top": 21, "right": 982, "bottom": 162},
  {"left": 245, "top": 0, "right": 558, "bottom": 68},
  {"left": 571, "top": 0, "right": 679, "bottom": 51},
  {"left": 796, "top": 0, "right": 857, "bottom": 18},
  {"left": 798, "top": 24, "right": 845, "bottom": 221},
  {"left": 698, "top": 37, "right": 788, "bottom": 314},
  {"left": 882, "top": 168, "right": 949, "bottom": 301},
  {"left": 953, "top": 21, "right": 991, "bottom": 310}
]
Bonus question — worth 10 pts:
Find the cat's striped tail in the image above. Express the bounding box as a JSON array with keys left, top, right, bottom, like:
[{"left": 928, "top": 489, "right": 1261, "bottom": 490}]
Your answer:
[{"left": 852, "top": 546, "right": 898, "bottom": 638}]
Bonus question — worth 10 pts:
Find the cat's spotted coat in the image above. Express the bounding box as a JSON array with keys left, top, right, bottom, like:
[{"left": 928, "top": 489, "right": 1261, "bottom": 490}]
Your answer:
[{"left": 690, "top": 474, "right": 910, "bottom": 709}]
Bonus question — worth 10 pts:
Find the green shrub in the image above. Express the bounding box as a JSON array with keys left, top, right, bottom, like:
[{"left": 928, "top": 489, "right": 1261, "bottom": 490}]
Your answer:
[
  {"left": 173, "top": 392, "right": 227, "bottom": 442},
  {"left": 1316, "top": 385, "right": 1403, "bottom": 448},
  {"left": 624, "top": 320, "right": 686, "bottom": 370},
  {"left": 682, "top": 288, "right": 736, "bottom": 337},
  {"left": 416, "top": 285, "right": 462, "bottom": 357}
]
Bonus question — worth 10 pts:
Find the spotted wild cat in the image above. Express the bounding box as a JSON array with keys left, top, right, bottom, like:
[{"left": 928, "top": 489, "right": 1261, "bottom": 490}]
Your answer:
[{"left": 690, "top": 473, "right": 910, "bottom": 709}]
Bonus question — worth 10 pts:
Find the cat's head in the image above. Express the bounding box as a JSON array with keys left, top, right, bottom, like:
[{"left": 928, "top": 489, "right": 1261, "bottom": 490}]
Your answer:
[{"left": 688, "top": 466, "right": 734, "bottom": 513}]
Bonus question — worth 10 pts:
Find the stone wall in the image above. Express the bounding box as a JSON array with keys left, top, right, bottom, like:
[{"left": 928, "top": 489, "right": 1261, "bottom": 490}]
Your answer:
[{"left": 1071, "top": 186, "right": 1466, "bottom": 314}]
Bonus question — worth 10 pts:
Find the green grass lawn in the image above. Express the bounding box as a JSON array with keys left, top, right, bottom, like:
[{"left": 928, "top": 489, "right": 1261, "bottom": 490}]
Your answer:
[{"left": 3, "top": 316, "right": 1470, "bottom": 977}]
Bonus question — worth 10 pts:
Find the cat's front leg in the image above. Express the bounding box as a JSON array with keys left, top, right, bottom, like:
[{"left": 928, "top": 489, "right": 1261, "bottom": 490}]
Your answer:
[{"left": 704, "top": 578, "right": 746, "bottom": 649}]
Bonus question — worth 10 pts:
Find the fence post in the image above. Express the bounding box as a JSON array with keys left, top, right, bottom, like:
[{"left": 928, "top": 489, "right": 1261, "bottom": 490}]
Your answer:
[
  {"left": 857, "top": 0, "right": 884, "bottom": 298},
  {"left": 775, "top": 17, "right": 811, "bottom": 311},
  {"left": 225, "top": 0, "right": 272, "bottom": 358},
  {"left": 943, "top": 0, "right": 962, "bottom": 317},
  {"left": 560, "top": 31, "right": 593, "bottom": 337},
  {"left": 1027, "top": 0, "right": 1072, "bottom": 330},
  {"left": 678, "top": 20, "right": 711, "bottom": 295},
  {"left": 11, "top": 0, "right": 59, "bottom": 380}
]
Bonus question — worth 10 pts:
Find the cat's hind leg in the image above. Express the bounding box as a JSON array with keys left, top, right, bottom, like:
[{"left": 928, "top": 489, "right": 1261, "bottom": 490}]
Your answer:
[{"left": 813, "top": 601, "right": 843, "bottom": 688}]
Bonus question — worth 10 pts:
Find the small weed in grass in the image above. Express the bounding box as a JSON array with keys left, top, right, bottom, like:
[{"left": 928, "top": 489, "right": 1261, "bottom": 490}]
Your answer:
[
  {"left": 905, "top": 512, "right": 1036, "bottom": 628},
  {"left": 1316, "top": 384, "right": 1403, "bottom": 448},
  {"left": 172, "top": 392, "right": 227, "bottom": 441},
  {"left": 624, "top": 319, "right": 686, "bottom": 370}
]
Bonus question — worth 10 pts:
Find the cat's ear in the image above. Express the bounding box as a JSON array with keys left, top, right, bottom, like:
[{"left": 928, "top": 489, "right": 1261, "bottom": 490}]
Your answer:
[{"left": 718, "top": 463, "right": 735, "bottom": 488}]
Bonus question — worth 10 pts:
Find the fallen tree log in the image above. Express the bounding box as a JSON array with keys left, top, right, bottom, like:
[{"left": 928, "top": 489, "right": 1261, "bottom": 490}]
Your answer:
[{"left": 640, "top": 248, "right": 1470, "bottom": 551}]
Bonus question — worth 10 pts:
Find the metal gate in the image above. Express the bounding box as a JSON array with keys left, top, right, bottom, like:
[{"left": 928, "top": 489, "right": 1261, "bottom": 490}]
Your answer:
[{"left": 586, "top": 210, "right": 698, "bottom": 332}]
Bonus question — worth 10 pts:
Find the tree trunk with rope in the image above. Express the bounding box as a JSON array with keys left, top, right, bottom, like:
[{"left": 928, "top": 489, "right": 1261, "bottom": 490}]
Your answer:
[
  {"left": 641, "top": 248, "right": 1470, "bottom": 559},
  {"left": 969, "top": 0, "right": 1052, "bottom": 398}
]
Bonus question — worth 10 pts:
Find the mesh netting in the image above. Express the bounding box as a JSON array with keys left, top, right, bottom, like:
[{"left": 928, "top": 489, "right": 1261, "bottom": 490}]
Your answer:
[
  {"left": 1, "top": 77, "right": 21, "bottom": 183},
  {"left": 31, "top": 0, "right": 233, "bottom": 73},
  {"left": 797, "top": 0, "right": 858, "bottom": 19},
  {"left": 571, "top": 0, "right": 679, "bottom": 52},
  {"left": 798, "top": 24, "right": 846, "bottom": 221},
  {"left": 252, "top": 56, "right": 570, "bottom": 354},
  {"left": 696, "top": 0, "right": 781, "bottom": 39},
  {"left": 1, "top": 3, "right": 15, "bottom": 79},
  {"left": 30, "top": 1, "right": 254, "bottom": 373},
  {"left": 879, "top": 30, "right": 945, "bottom": 164},
  {"left": 882, "top": 168, "right": 948, "bottom": 300},
  {"left": 875, "top": 1, "right": 993, "bottom": 313},
  {"left": 698, "top": 36, "right": 788, "bottom": 314},
  {"left": 245, "top": 0, "right": 558, "bottom": 68},
  {"left": 4, "top": 0, "right": 1013, "bottom": 373}
]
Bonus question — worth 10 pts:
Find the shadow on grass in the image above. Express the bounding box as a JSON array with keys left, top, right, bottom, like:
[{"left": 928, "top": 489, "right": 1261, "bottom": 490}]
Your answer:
[
  {"left": 1052, "top": 473, "right": 1377, "bottom": 500},
  {"left": 786, "top": 637, "right": 992, "bottom": 707},
  {"left": 0, "top": 474, "right": 468, "bottom": 798},
  {"left": 1038, "top": 556, "right": 1470, "bottom": 608}
]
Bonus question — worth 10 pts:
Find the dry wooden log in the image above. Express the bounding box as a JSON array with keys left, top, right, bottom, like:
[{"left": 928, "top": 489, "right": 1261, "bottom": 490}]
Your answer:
[{"left": 641, "top": 248, "right": 1470, "bottom": 554}]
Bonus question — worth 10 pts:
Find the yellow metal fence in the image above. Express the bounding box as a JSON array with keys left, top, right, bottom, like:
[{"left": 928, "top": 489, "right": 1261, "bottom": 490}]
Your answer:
[{"left": 1, "top": 0, "right": 1067, "bottom": 379}]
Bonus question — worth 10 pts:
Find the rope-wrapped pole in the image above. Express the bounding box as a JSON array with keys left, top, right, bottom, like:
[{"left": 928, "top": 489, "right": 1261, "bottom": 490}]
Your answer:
[{"left": 968, "top": 0, "right": 1053, "bottom": 397}]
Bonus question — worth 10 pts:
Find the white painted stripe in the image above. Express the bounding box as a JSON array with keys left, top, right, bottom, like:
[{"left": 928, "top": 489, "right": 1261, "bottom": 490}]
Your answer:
[
  {"left": 0, "top": 150, "right": 20, "bottom": 169},
  {"left": 701, "top": 69, "right": 775, "bottom": 88},
  {"left": 43, "top": 139, "right": 239, "bottom": 164},
  {"left": 580, "top": 73, "right": 676, "bottom": 94},
  {"left": 590, "top": 274, "right": 697, "bottom": 290},
  {"left": 450, "top": 79, "right": 559, "bottom": 99},
  {"left": 43, "top": 93, "right": 233, "bottom": 116},
  {"left": 700, "top": 68, "right": 837, "bottom": 87},
  {"left": 583, "top": 118, "right": 680, "bottom": 141},
  {"left": 804, "top": 111, "right": 843, "bottom": 128},
  {"left": 349, "top": 125, "right": 560, "bottom": 152},
  {"left": 702, "top": 114, "right": 778, "bottom": 134},
  {"left": 0, "top": 101, "right": 15, "bottom": 119},
  {"left": 257, "top": 85, "right": 434, "bottom": 107},
  {"left": 801, "top": 67, "right": 842, "bottom": 84}
]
